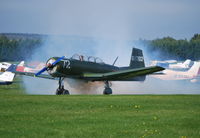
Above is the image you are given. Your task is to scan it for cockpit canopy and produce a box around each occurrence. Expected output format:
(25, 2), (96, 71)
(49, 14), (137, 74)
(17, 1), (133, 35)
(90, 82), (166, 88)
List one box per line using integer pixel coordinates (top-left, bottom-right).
(71, 54), (105, 64)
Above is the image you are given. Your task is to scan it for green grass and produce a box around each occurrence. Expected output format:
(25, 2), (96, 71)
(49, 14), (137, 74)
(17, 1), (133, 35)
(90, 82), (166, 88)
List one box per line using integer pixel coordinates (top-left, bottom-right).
(0, 77), (200, 138)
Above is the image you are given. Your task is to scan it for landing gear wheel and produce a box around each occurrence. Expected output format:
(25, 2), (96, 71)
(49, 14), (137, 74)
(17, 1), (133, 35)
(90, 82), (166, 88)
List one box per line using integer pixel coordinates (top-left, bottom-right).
(103, 87), (112, 95)
(56, 88), (63, 95)
(56, 77), (70, 95)
(56, 88), (69, 95)
(103, 81), (112, 95)
(63, 89), (69, 95)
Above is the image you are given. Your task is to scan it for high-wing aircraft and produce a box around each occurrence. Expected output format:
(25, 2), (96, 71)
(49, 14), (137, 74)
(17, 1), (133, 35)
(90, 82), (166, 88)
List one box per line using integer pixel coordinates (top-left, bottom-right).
(9, 48), (164, 95)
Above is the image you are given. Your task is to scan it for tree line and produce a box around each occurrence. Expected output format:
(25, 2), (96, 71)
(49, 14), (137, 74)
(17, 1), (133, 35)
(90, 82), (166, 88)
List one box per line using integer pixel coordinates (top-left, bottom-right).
(141, 34), (200, 60)
(0, 34), (43, 61)
(0, 33), (200, 61)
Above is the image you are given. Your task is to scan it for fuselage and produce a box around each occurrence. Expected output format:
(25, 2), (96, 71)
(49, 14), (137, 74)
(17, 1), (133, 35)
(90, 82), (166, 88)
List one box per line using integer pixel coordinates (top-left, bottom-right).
(45, 56), (146, 81)
(47, 57), (120, 78)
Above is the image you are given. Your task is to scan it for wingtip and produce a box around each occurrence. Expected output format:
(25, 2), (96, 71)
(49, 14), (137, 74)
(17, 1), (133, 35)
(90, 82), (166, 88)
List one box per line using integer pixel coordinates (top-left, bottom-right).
(160, 66), (165, 70)
(155, 66), (165, 71)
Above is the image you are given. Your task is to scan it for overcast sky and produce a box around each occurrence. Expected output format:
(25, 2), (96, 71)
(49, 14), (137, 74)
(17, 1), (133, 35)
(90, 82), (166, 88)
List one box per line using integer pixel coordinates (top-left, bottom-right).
(0, 0), (200, 40)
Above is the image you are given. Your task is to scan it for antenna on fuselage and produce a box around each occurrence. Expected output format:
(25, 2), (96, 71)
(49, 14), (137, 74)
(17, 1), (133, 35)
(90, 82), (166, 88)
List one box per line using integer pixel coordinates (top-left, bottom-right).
(112, 56), (118, 66)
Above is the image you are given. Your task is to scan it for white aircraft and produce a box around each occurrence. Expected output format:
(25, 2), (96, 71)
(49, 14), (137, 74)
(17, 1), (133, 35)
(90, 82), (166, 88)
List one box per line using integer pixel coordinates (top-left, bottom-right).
(151, 59), (193, 69)
(151, 60), (177, 65)
(169, 59), (193, 69)
(0, 71), (15, 85)
(15, 62), (43, 73)
(0, 62), (12, 72)
(152, 61), (200, 82)
(0, 61), (24, 85)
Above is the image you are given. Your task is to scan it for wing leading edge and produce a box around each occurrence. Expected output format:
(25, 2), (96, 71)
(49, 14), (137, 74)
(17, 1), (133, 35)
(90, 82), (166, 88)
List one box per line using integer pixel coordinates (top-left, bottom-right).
(15, 71), (56, 80)
(82, 66), (165, 81)
(6, 64), (57, 80)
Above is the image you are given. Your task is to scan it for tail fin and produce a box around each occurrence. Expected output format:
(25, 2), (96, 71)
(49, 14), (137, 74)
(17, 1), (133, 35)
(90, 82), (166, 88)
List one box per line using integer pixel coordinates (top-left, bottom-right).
(129, 48), (145, 68)
(183, 59), (191, 67)
(18, 61), (25, 66)
(187, 61), (200, 77)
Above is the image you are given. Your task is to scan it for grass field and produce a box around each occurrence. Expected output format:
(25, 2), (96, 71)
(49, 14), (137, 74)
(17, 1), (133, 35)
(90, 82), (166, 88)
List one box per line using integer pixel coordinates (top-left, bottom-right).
(0, 77), (200, 138)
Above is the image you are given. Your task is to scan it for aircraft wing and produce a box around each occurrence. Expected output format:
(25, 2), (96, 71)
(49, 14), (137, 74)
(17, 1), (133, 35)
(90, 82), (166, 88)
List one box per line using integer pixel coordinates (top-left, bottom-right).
(8, 63), (164, 81)
(82, 66), (165, 81)
(13, 71), (56, 80)
(6, 64), (56, 80)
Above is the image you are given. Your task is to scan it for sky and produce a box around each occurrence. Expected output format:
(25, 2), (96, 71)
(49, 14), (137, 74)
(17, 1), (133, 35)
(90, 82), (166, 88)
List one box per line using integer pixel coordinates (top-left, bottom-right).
(0, 0), (200, 40)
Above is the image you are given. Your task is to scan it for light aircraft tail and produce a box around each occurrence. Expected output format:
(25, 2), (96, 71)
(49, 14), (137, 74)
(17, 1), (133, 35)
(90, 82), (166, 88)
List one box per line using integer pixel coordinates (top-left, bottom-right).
(183, 59), (192, 68)
(18, 61), (25, 66)
(128, 48), (146, 81)
(187, 61), (200, 77)
(129, 47), (145, 68)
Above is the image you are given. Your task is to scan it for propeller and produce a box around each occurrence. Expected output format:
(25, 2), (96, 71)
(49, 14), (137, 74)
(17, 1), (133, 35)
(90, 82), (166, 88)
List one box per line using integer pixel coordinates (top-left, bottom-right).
(35, 56), (65, 76)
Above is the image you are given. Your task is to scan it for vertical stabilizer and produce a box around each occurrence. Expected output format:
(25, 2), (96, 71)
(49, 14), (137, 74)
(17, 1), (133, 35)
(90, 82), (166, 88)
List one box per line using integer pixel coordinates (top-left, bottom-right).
(18, 61), (25, 66)
(187, 61), (200, 77)
(183, 59), (191, 68)
(129, 48), (145, 68)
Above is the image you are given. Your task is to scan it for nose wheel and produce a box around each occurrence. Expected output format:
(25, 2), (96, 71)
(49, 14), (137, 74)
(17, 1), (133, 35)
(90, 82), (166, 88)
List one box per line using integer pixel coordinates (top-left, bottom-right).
(56, 77), (70, 95)
(103, 81), (112, 95)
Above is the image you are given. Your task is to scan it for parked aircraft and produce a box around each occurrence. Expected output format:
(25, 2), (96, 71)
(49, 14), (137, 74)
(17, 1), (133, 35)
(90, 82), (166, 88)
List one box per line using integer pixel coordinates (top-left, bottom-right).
(169, 59), (193, 69)
(0, 71), (15, 85)
(15, 62), (43, 73)
(152, 61), (200, 82)
(8, 48), (164, 95)
(0, 62), (11, 72)
(0, 61), (24, 85)
(151, 59), (193, 69)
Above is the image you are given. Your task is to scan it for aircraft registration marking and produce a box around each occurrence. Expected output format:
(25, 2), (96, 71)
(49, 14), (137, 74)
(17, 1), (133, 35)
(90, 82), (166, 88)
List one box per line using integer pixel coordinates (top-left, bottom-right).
(131, 56), (144, 62)
(62, 60), (71, 69)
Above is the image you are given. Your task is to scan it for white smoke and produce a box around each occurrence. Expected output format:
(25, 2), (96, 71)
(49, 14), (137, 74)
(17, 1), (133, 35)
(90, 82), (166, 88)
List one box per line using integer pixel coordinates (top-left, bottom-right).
(64, 78), (104, 94)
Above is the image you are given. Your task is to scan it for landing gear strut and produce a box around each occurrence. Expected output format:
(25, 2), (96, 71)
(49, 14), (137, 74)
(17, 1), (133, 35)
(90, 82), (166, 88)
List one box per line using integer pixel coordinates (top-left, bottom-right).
(56, 77), (69, 95)
(103, 81), (112, 95)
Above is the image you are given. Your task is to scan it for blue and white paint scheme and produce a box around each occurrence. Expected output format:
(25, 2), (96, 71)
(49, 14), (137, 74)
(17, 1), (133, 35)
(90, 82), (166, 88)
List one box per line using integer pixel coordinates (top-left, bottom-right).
(0, 62), (24, 85)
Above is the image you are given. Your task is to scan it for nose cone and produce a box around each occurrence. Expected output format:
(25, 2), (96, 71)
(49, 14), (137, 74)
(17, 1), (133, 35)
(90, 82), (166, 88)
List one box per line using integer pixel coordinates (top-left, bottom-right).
(46, 58), (55, 68)
(46, 58), (55, 66)
(46, 58), (57, 75)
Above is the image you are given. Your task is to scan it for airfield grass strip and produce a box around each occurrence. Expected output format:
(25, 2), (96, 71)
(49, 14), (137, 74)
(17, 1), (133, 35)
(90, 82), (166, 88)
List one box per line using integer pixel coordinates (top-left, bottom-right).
(0, 94), (200, 138)
(0, 77), (200, 137)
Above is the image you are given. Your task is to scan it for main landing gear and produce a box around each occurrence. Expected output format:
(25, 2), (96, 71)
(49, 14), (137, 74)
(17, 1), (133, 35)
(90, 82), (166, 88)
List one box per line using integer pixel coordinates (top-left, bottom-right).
(56, 77), (69, 95)
(103, 81), (112, 95)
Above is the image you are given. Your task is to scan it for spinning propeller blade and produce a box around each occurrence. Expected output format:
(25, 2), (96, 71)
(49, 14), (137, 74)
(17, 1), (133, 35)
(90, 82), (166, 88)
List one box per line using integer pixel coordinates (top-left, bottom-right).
(52, 56), (65, 66)
(35, 56), (65, 76)
(35, 67), (48, 76)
